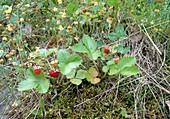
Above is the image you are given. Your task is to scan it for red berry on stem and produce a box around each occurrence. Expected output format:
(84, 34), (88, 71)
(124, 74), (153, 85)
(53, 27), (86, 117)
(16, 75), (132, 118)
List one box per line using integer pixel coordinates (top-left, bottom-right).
(104, 47), (110, 54)
(33, 65), (41, 75)
(49, 69), (60, 78)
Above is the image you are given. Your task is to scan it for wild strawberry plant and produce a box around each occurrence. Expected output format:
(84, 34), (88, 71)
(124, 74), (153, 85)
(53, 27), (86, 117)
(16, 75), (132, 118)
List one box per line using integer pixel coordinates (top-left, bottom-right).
(102, 57), (139, 76)
(18, 68), (50, 93)
(18, 24), (140, 93)
(57, 49), (82, 75)
(108, 25), (126, 41)
(71, 35), (101, 60)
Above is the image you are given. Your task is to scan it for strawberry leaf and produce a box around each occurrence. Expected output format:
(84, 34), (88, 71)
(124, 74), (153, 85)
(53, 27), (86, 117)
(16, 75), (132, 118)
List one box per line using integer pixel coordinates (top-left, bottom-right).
(109, 64), (119, 75)
(66, 69), (76, 78)
(82, 35), (97, 53)
(85, 67), (100, 84)
(58, 50), (82, 75)
(108, 25), (126, 41)
(18, 68), (50, 93)
(120, 66), (139, 76)
(91, 50), (101, 60)
(18, 80), (38, 91)
(70, 78), (82, 85)
(117, 57), (136, 70)
(108, 32), (118, 41)
(57, 49), (70, 63)
(36, 79), (50, 93)
(76, 70), (86, 79)
(102, 65), (110, 73)
(72, 43), (89, 53)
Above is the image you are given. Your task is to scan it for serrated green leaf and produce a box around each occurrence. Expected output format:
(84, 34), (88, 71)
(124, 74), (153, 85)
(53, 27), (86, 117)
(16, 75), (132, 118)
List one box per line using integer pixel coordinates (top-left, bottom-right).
(102, 66), (109, 73)
(36, 79), (49, 93)
(106, 60), (115, 66)
(18, 80), (38, 91)
(57, 49), (70, 63)
(109, 25), (126, 41)
(18, 68), (50, 93)
(85, 72), (93, 82)
(92, 50), (101, 60)
(116, 25), (126, 40)
(116, 25), (124, 33)
(118, 44), (130, 54)
(58, 63), (72, 75)
(109, 64), (119, 75)
(72, 43), (89, 53)
(108, 32), (118, 41)
(66, 69), (76, 78)
(120, 66), (139, 76)
(70, 78), (82, 85)
(26, 68), (44, 81)
(118, 57), (136, 70)
(58, 50), (82, 75)
(119, 32), (126, 40)
(82, 35), (97, 53)
(118, 44), (124, 54)
(66, 54), (82, 68)
(76, 70), (86, 79)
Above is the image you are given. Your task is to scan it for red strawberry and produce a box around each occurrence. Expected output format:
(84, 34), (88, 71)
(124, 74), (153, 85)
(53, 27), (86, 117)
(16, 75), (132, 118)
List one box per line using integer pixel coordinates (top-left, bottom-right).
(82, 7), (86, 13)
(104, 47), (110, 54)
(49, 69), (60, 78)
(33, 65), (41, 75)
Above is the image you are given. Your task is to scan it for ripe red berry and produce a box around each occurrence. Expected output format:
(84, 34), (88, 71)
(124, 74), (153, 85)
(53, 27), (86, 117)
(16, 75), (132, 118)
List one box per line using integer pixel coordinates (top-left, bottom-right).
(33, 65), (41, 75)
(82, 7), (86, 13)
(104, 47), (110, 54)
(49, 69), (60, 78)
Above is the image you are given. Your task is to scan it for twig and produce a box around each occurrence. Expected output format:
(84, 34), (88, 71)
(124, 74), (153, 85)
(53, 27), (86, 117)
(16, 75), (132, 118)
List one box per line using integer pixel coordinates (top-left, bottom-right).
(136, 64), (170, 94)
(142, 24), (162, 55)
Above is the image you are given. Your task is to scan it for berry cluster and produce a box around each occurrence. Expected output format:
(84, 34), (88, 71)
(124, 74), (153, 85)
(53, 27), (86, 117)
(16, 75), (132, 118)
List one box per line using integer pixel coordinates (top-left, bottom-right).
(33, 65), (60, 78)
